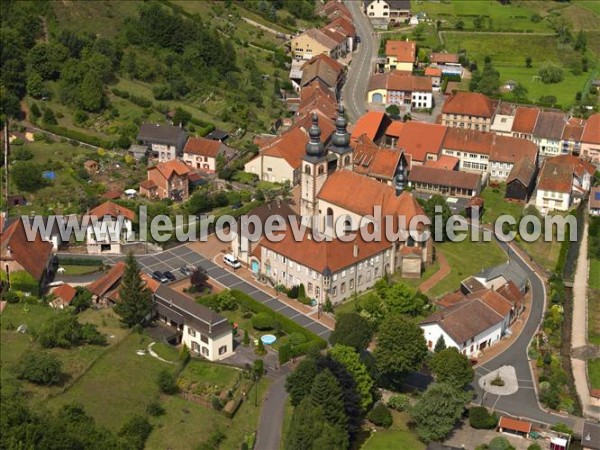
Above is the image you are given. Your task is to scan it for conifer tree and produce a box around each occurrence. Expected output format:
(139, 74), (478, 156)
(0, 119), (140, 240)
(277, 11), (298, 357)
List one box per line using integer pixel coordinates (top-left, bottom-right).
(114, 252), (153, 328)
(309, 369), (347, 431)
(434, 335), (447, 353)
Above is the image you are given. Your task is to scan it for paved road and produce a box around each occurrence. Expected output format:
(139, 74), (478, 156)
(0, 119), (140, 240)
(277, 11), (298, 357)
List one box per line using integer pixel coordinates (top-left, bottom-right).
(471, 238), (576, 427)
(63, 246), (331, 340)
(342, 0), (379, 122)
(255, 366), (292, 450)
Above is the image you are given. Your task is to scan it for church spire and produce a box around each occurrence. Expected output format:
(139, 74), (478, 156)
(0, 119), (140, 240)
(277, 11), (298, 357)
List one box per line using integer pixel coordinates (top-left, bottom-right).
(304, 113), (326, 160)
(329, 104), (352, 155)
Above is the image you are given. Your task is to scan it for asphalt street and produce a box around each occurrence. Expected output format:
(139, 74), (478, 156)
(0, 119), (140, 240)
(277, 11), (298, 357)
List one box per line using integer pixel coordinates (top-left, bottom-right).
(471, 238), (575, 427)
(61, 246), (331, 340)
(342, 0), (379, 122)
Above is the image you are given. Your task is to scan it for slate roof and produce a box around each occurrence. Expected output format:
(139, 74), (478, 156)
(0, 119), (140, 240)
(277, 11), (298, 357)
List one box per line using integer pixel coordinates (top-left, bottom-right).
(476, 260), (528, 292)
(582, 421), (600, 450)
(506, 157), (536, 187)
(154, 285), (230, 338)
(532, 110), (566, 140)
(137, 123), (186, 145)
(409, 165), (481, 190)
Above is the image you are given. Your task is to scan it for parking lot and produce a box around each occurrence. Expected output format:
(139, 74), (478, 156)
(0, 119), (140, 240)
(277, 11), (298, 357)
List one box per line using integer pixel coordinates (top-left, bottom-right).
(101, 244), (332, 339)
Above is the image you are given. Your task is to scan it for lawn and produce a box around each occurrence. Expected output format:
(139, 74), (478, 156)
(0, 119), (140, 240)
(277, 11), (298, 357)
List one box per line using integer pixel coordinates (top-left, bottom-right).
(145, 377), (270, 450)
(480, 185), (524, 225)
(441, 32), (595, 107)
(589, 358), (600, 391)
(590, 259), (600, 290)
(47, 332), (178, 430)
(179, 359), (240, 393)
(13, 140), (96, 164)
(59, 264), (103, 276)
(589, 288), (600, 346)
(361, 411), (424, 450)
(428, 237), (507, 298)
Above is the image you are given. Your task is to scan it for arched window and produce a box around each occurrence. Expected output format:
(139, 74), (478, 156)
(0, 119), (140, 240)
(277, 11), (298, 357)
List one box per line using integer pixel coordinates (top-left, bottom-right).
(344, 155), (350, 166)
(305, 165), (311, 175)
(318, 165), (324, 175)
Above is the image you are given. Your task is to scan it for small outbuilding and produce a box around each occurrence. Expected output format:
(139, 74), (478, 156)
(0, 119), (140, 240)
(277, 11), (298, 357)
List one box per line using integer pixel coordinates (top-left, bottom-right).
(497, 416), (531, 439)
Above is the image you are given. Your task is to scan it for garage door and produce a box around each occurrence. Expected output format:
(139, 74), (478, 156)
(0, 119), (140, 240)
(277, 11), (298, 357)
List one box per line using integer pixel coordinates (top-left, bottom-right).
(372, 93), (383, 103)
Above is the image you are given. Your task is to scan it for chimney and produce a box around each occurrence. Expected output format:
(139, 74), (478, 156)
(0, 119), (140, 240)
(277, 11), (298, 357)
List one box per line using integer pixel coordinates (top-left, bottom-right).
(353, 243), (359, 258)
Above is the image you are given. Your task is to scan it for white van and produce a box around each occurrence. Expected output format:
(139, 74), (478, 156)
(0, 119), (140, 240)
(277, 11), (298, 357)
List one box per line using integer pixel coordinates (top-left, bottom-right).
(223, 254), (242, 269)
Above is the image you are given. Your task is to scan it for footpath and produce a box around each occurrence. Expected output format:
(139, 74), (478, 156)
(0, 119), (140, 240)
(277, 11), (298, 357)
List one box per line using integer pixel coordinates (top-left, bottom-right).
(570, 220), (600, 420)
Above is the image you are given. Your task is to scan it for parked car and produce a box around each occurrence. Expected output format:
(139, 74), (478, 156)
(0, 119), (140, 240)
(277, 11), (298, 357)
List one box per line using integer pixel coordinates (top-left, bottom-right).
(223, 254), (241, 269)
(152, 271), (168, 283)
(164, 271), (176, 282)
(179, 266), (193, 276)
(356, 35), (361, 44)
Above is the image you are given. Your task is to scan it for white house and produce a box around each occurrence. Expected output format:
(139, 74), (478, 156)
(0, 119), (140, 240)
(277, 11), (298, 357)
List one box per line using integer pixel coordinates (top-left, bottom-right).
(367, 71), (433, 110)
(421, 290), (513, 357)
(534, 155), (595, 213)
(364, 0), (410, 21)
(532, 111), (567, 159)
(86, 202), (135, 254)
(154, 285), (233, 362)
(136, 123), (188, 163)
(182, 136), (235, 174)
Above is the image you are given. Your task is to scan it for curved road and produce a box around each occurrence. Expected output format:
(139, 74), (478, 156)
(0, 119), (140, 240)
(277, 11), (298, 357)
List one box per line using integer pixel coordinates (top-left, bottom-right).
(342, 0), (379, 122)
(471, 236), (576, 427)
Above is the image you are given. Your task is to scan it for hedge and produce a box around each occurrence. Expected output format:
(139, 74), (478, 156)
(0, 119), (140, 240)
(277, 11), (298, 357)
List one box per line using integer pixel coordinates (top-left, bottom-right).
(469, 406), (498, 429)
(197, 289), (326, 361)
(58, 257), (103, 266)
(9, 270), (39, 295)
(40, 124), (113, 149)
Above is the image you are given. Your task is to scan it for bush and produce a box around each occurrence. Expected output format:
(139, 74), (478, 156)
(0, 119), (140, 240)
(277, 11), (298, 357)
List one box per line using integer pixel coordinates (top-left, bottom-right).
(367, 403), (393, 428)
(488, 436), (515, 450)
(469, 406), (498, 429)
(14, 352), (64, 385)
(41, 124), (113, 148)
(387, 394), (409, 412)
(38, 312), (105, 348)
(156, 369), (178, 395)
(119, 415), (153, 450)
(538, 62), (564, 84)
(527, 444), (542, 450)
(146, 400), (165, 417)
(211, 395), (224, 411)
(289, 332), (307, 346)
(252, 312), (275, 331)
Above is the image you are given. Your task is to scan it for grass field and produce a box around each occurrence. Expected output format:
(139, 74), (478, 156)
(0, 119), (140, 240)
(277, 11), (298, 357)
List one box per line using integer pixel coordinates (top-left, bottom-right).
(428, 238), (507, 298)
(58, 264), (103, 276)
(590, 259), (600, 290)
(442, 32), (593, 107)
(48, 333), (178, 430)
(480, 185), (524, 224)
(179, 359), (240, 392)
(361, 411), (424, 450)
(589, 358), (600, 391)
(518, 238), (562, 272)
(145, 377), (270, 450)
(589, 288), (600, 346)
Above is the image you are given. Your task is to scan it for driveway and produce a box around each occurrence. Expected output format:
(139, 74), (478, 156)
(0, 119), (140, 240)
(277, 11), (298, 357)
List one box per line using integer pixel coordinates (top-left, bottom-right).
(342, 0), (379, 122)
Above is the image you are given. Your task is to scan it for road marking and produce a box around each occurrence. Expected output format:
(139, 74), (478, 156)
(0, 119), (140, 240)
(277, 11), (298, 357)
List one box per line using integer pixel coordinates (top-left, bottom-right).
(318, 329), (330, 336)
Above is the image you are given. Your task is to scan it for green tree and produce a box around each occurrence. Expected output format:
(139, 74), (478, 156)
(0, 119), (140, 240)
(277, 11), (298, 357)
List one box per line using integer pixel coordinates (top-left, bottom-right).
(429, 347), (474, 389)
(434, 335), (447, 353)
(574, 30), (587, 52)
(118, 415), (153, 450)
(367, 402), (393, 427)
(488, 436), (516, 450)
(113, 252), (153, 327)
(374, 315), (428, 383)
(78, 70), (105, 111)
(310, 369), (348, 431)
(410, 382), (472, 443)
(386, 104), (400, 117)
(329, 312), (373, 351)
(525, 56), (532, 68)
(15, 352), (64, 385)
(172, 107), (191, 126)
(286, 398), (347, 450)
(512, 83), (528, 100)
(422, 194), (452, 241)
(377, 281), (427, 317)
(538, 62), (564, 84)
(156, 369), (178, 395)
(243, 329), (250, 346)
(26, 71), (48, 99)
(329, 344), (374, 410)
(190, 266), (209, 292)
(11, 161), (44, 192)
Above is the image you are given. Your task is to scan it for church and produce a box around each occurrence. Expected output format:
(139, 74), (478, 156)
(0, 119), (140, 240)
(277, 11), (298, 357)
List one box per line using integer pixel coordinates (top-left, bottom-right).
(235, 107), (432, 305)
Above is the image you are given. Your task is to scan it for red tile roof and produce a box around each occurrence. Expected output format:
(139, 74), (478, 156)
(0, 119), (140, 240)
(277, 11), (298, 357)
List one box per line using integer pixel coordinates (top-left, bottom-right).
(582, 113), (600, 144)
(430, 52), (459, 64)
(424, 155), (459, 170)
(498, 417), (532, 434)
(52, 283), (77, 305)
(496, 281), (523, 308)
(538, 155), (596, 195)
(368, 71), (432, 92)
(467, 289), (513, 317)
(437, 290), (465, 308)
(87, 262), (126, 298)
(300, 80), (338, 119)
(354, 144), (403, 180)
(385, 40), (417, 63)
(301, 54), (344, 88)
(320, 0), (352, 20)
(151, 160), (191, 180)
(351, 111), (391, 142)
(385, 121), (405, 138)
(512, 107), (540, 134)
(408, 165), (481, 190)
(318, 170), (425, 221)
(0, 219), (53, 280)
(396, 121), (447, 162)
(140, 179), (157, 190)
(327, 15), (355, 37)
(183, 137), (222, 158)
(562, 117), (586, 142)
(424, 67), (442, 77)
(102, 189), (123, 200)
(442, 92), (494, 118)
(88, 201), (136, 222)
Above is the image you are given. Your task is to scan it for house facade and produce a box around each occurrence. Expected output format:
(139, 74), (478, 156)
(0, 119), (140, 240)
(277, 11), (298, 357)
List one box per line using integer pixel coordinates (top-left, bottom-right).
(367, 71), (432, 109)
(291, 28), (346, 60)
(155, 285), (233, 362)
(182, 137), (234, 174)
(140, 160), (191, 201)
(364, 0), (410, 21)
(86, 202), (135, 254)
(408, 165), (482, 198)
(383, 39), (416, 72)
(136, 123), (188, 163)
(532, 111), (567, 159)
(441, 92), (495, 132)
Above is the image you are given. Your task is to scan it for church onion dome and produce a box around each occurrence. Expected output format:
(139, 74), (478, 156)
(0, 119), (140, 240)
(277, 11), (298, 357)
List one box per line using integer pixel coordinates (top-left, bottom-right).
(332, 104), (350, 148)
(305, 112), (325, 157)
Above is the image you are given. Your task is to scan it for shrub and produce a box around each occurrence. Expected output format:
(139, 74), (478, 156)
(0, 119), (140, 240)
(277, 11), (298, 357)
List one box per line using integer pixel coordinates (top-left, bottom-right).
(156, 369), (178, 395)
(550, 422), (573, 436)
(490, 375), (505, 386)
(488, 436), (515, 450)
(387, 394), (409, 412)
(252, 312), (275, 331)
(119, 415), (153, 450)
(211, 395), (224, 411)
(527, 444), (542, 450)
(538, 62), (564, 84)
(146, 400), (165, 417)
(289, 332), (307, 346)
(14, 352), (64, 385)
(469, 406), (498, 429)
(279, 342), (292, 364)
(367, 403), (393, 428)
